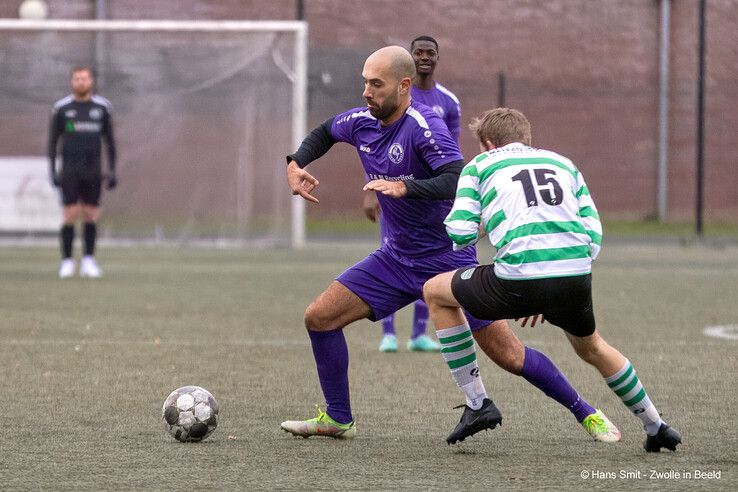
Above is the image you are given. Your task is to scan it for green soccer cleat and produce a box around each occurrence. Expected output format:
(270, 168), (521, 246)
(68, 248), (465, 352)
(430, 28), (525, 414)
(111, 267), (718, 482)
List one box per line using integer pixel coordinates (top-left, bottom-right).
(582, 409), (621, 442)
(407, 334), (441, 352)
(379, 334), (398, 352)
(281, 406), (356, 439)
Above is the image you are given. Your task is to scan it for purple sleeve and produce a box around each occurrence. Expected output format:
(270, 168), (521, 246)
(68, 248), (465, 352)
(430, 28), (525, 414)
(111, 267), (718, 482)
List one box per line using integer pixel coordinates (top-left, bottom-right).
(446, 101), (461, 144)
(329, 107), (366, 146)
(416, 113), (464, 171)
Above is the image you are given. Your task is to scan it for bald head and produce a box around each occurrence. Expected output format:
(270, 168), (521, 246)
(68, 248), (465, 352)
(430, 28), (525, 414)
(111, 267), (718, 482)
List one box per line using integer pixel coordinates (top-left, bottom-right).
(365, 45), (416, 81)
(362, 46), (415, 125)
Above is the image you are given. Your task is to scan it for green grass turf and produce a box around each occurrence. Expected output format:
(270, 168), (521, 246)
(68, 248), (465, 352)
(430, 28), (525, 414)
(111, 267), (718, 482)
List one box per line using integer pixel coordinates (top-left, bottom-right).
(0, 242), (736, 490)
(305, 217), (738, 240)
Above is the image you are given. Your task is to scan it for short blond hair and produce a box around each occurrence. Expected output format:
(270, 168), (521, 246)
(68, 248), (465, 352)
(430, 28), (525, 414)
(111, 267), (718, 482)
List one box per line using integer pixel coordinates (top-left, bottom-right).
(469, 108), (531, 147)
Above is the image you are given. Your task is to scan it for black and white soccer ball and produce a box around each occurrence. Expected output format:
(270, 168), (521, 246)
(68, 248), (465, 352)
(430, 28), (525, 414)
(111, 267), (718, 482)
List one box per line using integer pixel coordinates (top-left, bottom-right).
(162, 386), (219, 442)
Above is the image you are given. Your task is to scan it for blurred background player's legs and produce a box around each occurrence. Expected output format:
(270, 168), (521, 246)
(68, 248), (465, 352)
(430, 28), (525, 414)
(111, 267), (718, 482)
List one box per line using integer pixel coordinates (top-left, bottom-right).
(58, 203), (79, 278)
(58, 174), (103, 278)
(379, 300), (441, 352)
(379, 300), (440, 352)
(79, 203), (102, 278)
(405, 299), (439, 351)
(379, 312), (397, 351)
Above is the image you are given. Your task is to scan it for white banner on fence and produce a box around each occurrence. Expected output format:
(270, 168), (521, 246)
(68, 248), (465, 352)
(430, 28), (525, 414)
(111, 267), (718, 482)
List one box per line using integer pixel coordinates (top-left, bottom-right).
(0, 156), (59, 232)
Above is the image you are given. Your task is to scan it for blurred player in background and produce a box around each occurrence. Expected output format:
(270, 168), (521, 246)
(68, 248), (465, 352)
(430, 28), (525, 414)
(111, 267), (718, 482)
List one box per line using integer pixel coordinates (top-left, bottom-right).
(49, 67), (117, 279)
(409, 35), (461, 142)
(281, 46), (619, 445)
(365, 35), (460, 353)
(424, 107), (681, 452)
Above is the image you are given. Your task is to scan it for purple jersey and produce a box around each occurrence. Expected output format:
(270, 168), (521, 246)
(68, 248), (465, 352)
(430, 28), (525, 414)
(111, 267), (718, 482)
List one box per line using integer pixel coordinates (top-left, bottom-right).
(411, 82), (461, 143)
(331, 101), (471, 261)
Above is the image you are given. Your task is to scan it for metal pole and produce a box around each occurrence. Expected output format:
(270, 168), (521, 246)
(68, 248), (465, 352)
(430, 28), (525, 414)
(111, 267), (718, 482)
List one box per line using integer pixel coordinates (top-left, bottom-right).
(296, 0), (304, 20)
(657, 0), (670, 222)
(695, 0), (706, 237)
(291, 23), (308, 248)
(94, 0), (107, 88)
(497, 71), (506, 107)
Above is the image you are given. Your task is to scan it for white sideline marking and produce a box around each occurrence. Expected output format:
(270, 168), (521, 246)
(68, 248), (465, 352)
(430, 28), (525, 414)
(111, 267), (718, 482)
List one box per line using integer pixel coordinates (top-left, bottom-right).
(703, 325), (738, 340)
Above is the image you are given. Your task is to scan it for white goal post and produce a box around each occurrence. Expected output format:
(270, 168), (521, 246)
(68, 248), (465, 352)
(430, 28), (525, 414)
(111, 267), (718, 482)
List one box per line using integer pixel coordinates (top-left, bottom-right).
(0, 19), (307, 248)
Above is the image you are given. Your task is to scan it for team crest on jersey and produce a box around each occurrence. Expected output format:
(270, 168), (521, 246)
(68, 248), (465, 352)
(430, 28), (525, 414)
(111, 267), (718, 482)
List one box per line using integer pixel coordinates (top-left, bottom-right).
(432, 105), (445, 118)
(89, 108), (103, 120)
(460, 267), (475, 280)
(64, 109), (77, 118)
(388, 143), (404, 164)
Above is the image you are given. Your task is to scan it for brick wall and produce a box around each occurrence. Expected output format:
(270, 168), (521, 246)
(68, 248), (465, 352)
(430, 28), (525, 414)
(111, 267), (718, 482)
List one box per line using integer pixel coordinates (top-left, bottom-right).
(4, 0), (736, 221)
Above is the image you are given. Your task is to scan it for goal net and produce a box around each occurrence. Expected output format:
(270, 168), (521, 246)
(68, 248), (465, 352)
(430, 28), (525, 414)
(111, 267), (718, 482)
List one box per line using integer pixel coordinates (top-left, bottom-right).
(0, 19), (306, 247)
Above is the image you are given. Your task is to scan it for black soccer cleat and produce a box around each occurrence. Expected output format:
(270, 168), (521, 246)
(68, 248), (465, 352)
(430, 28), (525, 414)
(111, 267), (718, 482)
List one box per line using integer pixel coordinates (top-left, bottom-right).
(643, 423), (682, 452)
(446, 398), (502, 444)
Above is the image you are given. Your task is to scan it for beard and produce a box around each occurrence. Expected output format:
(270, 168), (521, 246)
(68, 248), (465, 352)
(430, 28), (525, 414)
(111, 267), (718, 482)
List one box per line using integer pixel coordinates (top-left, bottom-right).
(73, 86), (92, 99)
(367, 91), (400, 121)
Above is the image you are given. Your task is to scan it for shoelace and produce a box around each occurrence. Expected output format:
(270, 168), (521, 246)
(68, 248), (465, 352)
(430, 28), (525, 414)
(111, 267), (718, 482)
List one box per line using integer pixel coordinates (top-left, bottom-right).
(586, 414), (607, 432)
(311, 404), (327, 421)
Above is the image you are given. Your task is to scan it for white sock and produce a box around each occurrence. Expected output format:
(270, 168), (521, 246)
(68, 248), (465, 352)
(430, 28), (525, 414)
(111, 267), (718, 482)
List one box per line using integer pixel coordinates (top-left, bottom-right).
(605, 360), (664, 435)
(437, 323), (488, 410)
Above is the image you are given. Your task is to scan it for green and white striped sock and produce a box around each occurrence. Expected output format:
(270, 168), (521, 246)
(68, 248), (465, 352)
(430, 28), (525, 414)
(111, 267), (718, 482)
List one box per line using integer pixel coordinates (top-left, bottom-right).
(437, 323), (487, 410)
(605, 359), (663, 435)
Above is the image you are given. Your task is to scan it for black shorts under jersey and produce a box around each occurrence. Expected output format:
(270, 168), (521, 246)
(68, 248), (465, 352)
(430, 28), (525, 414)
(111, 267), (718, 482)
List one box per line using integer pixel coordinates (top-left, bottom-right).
(61, 173), (102, 206)
(451, 265), (596, 337)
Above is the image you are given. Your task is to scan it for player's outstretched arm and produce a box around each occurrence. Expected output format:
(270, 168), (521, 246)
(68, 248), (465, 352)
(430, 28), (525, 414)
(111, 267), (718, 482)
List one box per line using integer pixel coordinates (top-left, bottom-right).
(405, 160), (464, 200)
(367, 160), (464, 200)
(445, 162), (482, 249)
(284, 117), (336, 204)
(363, 179), (406, 198)
(48, 109), (62, 187)
(574, 170), (602, 260)
(103, 108), (117, 190)
(287, 161), (320, 203)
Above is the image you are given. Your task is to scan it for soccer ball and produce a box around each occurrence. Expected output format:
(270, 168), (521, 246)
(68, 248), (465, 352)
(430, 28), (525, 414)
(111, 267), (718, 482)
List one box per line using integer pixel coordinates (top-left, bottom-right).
(19, 0), (49, 19)
(162, 386), (219, 442)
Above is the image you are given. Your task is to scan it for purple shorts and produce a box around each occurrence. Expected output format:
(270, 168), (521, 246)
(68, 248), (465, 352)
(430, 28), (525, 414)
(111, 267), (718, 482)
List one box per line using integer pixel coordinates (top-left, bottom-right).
(336, 247), (494, 331)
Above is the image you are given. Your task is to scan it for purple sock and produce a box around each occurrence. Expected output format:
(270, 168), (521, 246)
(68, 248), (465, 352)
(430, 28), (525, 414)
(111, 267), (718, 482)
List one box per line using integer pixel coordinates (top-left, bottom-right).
(307, 328), (352, 424)
(381, 313), (395, 336)
(521, 346), (595, 423)
(410, 300), (429, 339)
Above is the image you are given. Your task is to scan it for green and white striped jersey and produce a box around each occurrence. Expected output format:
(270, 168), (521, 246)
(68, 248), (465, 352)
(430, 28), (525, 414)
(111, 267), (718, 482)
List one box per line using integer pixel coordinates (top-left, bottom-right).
(445, 142), (602, 280)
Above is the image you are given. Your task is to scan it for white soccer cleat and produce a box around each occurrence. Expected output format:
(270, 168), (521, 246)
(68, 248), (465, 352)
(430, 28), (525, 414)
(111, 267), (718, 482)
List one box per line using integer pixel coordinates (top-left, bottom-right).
(58, 258), (76, 279)
(281, 406), (356, 439)
(582, 409), (621, 442)
(80, 255), (102, 278)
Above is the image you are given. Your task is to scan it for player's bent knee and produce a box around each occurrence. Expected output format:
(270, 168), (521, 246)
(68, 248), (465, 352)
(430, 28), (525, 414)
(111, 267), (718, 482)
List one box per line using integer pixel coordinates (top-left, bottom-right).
(303, 302), (336, 331)
(499, 349), (524, 374)
(422, 277), (442, 306)
(475, 329), (524, 374)
(570, 337), (603, 365)
(487, 347), (521, 373)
